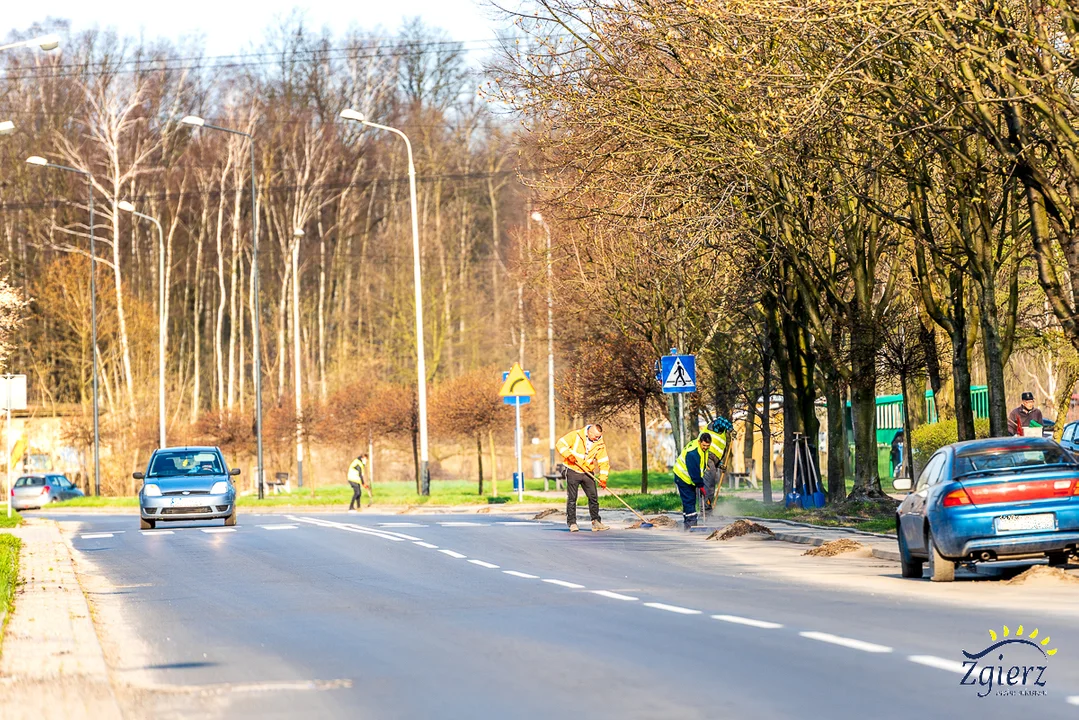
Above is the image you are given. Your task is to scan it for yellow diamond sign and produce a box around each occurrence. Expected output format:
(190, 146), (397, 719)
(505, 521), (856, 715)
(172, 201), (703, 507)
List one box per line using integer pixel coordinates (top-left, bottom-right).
(499, 362), (536, 398)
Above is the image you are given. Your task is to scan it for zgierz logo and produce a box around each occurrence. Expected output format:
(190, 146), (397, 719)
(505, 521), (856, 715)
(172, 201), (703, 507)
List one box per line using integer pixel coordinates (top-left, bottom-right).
(961, 625), (1057, 698)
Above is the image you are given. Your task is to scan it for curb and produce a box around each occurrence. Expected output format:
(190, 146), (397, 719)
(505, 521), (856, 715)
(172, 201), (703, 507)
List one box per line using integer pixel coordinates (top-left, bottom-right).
(769, 530), (900, 563)
(740, 515), (895, 540)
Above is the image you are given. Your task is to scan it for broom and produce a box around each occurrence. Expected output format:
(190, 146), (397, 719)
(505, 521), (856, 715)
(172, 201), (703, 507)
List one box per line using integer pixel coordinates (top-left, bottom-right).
(576, 466), (654, 528)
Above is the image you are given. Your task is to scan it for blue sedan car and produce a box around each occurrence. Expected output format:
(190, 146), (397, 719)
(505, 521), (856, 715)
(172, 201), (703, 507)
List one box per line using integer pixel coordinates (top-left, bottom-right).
(895, 437), (1079, 581)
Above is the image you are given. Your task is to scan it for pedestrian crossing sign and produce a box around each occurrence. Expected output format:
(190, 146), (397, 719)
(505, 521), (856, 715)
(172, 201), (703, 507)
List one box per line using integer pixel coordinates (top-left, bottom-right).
(499, 362), (536, 398)
(660, 354), (696, 393)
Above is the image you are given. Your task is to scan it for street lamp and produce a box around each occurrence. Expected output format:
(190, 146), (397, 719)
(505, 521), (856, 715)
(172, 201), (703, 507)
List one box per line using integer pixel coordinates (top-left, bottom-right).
(118, 200), (166, 449)
(291, 227), (304, 488)
(27, 155), (100, 496)
(340, 108), (431, 494)
(530, 211), (558, 480)
(0, 34), (61, 53)
(181, 114), (266, 498)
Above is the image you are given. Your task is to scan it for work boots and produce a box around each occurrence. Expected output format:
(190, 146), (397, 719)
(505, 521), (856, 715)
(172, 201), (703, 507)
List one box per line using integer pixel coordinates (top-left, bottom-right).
(592, 520), (609, 532)
(568, 523), (580, 532)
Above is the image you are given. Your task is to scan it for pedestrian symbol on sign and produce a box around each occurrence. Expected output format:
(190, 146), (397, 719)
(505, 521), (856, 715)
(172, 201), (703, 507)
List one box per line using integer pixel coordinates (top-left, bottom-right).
(661, 355), (696, 392)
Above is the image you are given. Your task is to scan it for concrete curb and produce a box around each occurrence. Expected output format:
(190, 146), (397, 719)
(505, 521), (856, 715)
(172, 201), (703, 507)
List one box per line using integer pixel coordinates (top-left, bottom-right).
(769, 530), (901, 563)
(740, 515), (895, 540)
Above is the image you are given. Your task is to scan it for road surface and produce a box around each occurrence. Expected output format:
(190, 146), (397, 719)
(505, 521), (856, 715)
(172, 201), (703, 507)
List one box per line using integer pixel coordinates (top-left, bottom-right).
(51, 512), (1079, 719)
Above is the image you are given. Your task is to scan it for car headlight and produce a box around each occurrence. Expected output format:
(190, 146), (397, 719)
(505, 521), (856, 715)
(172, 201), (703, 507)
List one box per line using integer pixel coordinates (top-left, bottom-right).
(143, 483), (162, 497)
(210, 481), (230, 495)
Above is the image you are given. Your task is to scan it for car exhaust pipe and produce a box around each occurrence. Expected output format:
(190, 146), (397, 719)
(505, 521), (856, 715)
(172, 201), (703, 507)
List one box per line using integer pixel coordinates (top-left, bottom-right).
(979, 551), (995, 561)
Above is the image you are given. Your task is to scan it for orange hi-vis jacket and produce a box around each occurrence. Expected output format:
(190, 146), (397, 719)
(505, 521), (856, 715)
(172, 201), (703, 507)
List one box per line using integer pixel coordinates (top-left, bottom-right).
(556, 426), (610, 480)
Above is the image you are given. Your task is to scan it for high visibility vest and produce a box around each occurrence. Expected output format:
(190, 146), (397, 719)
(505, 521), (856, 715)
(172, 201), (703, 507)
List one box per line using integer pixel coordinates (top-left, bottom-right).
(673, 440), (707, 485)
(348, 458), (367, 482)
(556, 427), (610, 479)
(698, 429), (729, 464)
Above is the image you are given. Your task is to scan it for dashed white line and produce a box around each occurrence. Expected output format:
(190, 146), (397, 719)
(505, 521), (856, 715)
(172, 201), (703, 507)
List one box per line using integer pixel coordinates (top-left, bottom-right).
(438, 522), (482, 527)
(799, 632), (892, 653)
(503, 570), (539, 579)
(643, 603), (701, 615)
(1066, 696), (1079, 706)
(258, 524), (298, 530)
(377, 522), (428, 528)
(542, 579), (586, 589)
(414, 541), (439, 549)
(468, 560), (500, 569)
(81, 533), (114, 539)
(908, 655), (967, 674)
(200, 528), (237, 534)
(496, 522), (536, 526)
(591, 590), (638, 601)
(140, 530), (174, 536)
(712, 615), (783, 629)
(438, 549), (467, 559)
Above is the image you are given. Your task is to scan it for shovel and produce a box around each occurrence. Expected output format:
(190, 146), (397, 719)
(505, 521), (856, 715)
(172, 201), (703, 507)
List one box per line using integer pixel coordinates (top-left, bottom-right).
(578, 467), (654, 528)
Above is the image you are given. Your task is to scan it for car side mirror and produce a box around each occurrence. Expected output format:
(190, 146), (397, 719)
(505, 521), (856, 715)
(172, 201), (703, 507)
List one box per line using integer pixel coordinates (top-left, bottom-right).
(892, 477), (912, 492)
(230, 468), (241, 476)
(132, 471), (145, 480)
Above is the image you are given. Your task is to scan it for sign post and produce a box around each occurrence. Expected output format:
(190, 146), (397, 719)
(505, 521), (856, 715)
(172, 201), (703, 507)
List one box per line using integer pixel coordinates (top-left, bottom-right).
(499, 363), (537, 502)
(0, 375), (27, 519)
(659, 349), (697, 452)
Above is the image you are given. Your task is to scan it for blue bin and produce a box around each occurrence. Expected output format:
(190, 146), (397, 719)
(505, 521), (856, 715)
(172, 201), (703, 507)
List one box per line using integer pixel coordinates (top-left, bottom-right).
(513, 472), (523, 491)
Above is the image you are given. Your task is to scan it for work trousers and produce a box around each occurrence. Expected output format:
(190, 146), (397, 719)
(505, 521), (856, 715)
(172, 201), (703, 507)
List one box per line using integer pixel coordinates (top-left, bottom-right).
(349, 481), (364, 510)
(565, 468), (601, 526)
(677, 480), (701, 529)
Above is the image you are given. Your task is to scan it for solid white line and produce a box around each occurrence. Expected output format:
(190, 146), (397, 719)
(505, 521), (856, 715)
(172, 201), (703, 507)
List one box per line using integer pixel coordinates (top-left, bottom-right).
(378, 523), (428, 528)
(468, 559), (500, 569)
(351, 526), (423, 541)
(800, 632), (892, 653)
(1066, 696), (1079, 706)
(712, 615), (783, 629)
(643, 603), (702, 615)
(258, 524), (298, 530)
(413, 541), (439, 549)
(591, 590), (638, 601)
(295, 517), (405, 541)
(438, 549), (467, 559)
(503, 570), (539, 579)
(496, 522), (536, 526)
(438, 521), (482, 527)
(542, 579), (586, 589)
(140, 530), (174, 536)
(201, 528), (237, 534)
(81, 533), (114, 539)
(908, 655), (967, 674)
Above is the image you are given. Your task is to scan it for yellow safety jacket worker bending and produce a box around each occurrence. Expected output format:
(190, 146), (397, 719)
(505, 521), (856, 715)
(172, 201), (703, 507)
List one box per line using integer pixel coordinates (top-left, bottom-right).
(556, 426), (610, 480)
(673, 439), (708, 486)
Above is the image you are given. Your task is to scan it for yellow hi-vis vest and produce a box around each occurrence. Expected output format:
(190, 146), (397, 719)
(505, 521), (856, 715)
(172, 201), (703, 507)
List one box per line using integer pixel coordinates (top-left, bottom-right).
(698, 429), (729, 465)
(673, 440), (707, 486)
(347, 457), (367, 482)
(556, 426), (610, 479)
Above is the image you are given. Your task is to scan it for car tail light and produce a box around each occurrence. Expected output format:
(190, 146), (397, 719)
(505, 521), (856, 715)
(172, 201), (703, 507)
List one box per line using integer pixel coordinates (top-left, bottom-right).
(42, 485), (50, 495)
(964, 479), (1076, 505)
(8, 488), (12, 497)
(943, 488), (973, 507)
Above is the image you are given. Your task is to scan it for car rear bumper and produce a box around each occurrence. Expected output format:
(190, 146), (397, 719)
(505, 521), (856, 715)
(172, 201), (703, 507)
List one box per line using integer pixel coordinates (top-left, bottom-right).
(958, 532), (1079, 559)
(141, 493), (234, 520)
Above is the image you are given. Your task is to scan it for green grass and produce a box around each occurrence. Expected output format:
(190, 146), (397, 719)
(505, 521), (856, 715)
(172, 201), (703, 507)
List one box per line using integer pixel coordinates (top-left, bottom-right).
(0, 510), (22, 529)
(0, 533), (21, 650)
(713, 497), (897, 534)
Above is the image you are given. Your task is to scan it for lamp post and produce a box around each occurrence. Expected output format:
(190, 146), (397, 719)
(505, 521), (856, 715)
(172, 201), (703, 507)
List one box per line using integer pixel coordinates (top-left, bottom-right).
(180, 115), (266, 498)
(340, 108), (431, 495)
(530, 211), (557, 478)
(118, 200), (166, 448)
(291, 228), (304, 488)
(27, 155), (100, 496)
(0, 34), (60, 53)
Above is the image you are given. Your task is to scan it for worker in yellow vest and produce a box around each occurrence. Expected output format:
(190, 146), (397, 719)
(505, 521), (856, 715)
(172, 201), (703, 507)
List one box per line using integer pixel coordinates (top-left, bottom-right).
(556, 423), (610, 532)
(699, 417), (733, 509)
(347, 454), (370, 512)
(673, 433), (712, 530)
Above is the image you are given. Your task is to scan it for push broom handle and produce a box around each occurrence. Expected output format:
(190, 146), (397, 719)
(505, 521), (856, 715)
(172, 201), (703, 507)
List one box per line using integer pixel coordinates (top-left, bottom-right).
(575, 465), (651, 524)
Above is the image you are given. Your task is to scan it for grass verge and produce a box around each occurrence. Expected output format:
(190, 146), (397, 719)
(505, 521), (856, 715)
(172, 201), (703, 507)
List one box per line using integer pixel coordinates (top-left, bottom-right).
(0, 533), (21, 654)
(0, 510), (22, 529)
(713, 497), (897, 534)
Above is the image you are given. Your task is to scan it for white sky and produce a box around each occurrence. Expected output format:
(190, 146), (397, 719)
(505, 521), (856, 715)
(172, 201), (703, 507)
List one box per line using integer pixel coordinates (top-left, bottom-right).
(7, 1), (510, 57)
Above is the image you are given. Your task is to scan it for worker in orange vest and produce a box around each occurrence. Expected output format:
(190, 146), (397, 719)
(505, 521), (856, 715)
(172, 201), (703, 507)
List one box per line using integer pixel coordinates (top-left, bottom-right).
(556, 423), (611, 532)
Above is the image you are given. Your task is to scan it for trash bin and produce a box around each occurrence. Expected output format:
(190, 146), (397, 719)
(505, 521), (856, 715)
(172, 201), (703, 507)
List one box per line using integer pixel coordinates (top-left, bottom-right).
(513, 472), (524, 492)
(531, 458), (544, 479)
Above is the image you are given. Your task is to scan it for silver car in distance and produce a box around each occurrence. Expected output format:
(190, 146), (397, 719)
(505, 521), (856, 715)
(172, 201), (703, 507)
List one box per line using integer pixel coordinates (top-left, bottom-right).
(135, 447), (239, 529)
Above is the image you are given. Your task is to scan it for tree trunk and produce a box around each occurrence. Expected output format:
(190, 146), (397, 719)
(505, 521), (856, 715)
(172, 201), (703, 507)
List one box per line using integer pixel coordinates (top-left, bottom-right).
(489, 427), (498, 497)
(477, 433), (484, 495)
(950, 271), (976, 440)
(638, 395), (649, 493)
(742, 397), (756, 486)
(824, 372), (846, 502)
(979, 289), (1008, 437)
(412, 425), (421, 494)
(317, 216), (328, 404)
(761, 353), (773, 504)
(292, 240), (304, 488)
(848, 321), (884, 500)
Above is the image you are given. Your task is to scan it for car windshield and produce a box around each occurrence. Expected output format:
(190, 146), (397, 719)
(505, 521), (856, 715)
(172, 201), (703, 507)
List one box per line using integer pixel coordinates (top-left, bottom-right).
(14, 476), (45, 487)
(148, 451), (224, 477)
(954, 445), (1076, 477)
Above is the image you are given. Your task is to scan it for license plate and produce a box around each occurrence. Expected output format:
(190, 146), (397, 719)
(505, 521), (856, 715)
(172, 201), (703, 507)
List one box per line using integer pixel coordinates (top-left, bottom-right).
(995, 513), (1056, 533)
(170, 496), (206, 507)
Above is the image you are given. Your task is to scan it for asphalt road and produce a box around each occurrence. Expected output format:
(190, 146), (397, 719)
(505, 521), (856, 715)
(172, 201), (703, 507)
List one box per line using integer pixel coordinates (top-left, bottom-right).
(52, 511), (1079, 719)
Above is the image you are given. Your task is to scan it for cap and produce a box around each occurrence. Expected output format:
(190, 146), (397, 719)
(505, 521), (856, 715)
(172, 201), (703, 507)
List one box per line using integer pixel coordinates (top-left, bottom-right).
(1021, 391), (1035, 401)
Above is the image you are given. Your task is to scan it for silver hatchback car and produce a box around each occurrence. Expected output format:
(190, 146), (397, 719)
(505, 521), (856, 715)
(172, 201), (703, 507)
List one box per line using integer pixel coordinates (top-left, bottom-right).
(11, 473), (84, 510)
(135, 447), (239, 529)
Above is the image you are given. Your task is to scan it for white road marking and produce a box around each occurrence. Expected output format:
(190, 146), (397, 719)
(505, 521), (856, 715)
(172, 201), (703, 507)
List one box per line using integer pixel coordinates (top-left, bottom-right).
(503, 570), (539, 579)
(591, 590), (638, 601)
(294, 517), (405, 541)
(907, 655), (967, 674)
(438, 549), (467, 559)
(799, 632), (892, 653)
(140, 530), (174, 536)
(378, 523), (428, 528)
(81, 533), (114, 539)
(542, 579), (586, 589)
(712, 615), (783, 629)
(468, 560), (500, 569)
(201, 528), (237, 534)
(496, 522), (536, 526)
(414, 541), (439, 549)
(1066, 696), (1079, 706)
(258, 524), (298, 530)
(438, 522), (482, 527)
(643, 603), (701, 615)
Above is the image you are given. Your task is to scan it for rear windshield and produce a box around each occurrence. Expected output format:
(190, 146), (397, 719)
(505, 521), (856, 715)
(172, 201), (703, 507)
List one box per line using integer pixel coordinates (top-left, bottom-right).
(148, 451), (224, 477)
(14, 476), (46, 487)
(955, 445), (1076, 477)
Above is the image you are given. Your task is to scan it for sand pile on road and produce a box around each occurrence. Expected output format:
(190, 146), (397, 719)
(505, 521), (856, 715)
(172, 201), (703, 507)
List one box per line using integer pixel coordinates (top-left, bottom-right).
(626, 515), (678, 529)
(533, 508), (565, 520)
(707, 520), (775, 541)
(1006, 565), (1079, 586)
(803, 539), (867, 557)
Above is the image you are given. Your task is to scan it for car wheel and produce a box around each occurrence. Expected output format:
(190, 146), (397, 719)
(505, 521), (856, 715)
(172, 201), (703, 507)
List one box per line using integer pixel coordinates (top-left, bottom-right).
(224, 510), (237, 527)
(1047, 551), (1070, 567)
(926, 528), (955, 582)
(897, 523), (924, 579)
(140, 517), (155, 530)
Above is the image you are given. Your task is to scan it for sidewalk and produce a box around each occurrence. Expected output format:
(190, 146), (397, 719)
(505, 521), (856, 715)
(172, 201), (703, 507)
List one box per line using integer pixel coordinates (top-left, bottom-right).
(0, 520), (122, 720)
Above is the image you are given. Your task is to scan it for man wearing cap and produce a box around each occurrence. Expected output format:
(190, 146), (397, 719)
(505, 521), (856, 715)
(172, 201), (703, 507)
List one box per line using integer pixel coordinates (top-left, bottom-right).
(1008, 392), (1044, 436)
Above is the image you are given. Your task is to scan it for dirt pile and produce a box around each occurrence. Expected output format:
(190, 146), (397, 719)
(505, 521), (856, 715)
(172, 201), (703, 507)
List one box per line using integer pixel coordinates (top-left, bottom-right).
(533, 508), (565, 520)
(1006, 565), (1079, 586)
(803, 539), (865, 557)
(626, 515), (678, 529)
(707, 520), (775, 541)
